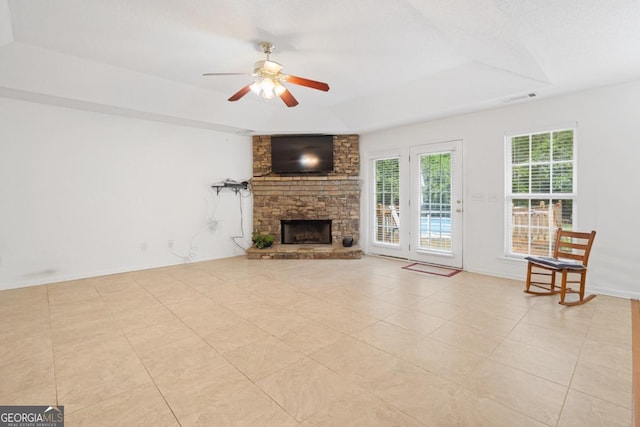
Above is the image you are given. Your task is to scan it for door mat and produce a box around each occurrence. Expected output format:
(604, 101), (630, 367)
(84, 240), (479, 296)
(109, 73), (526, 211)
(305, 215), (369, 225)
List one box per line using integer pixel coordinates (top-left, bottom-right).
(402, 262), (462, 277)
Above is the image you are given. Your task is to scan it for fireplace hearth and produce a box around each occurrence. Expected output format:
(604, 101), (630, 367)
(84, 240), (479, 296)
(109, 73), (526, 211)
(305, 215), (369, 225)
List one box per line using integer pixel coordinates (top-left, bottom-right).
(281, 219), (332, 244)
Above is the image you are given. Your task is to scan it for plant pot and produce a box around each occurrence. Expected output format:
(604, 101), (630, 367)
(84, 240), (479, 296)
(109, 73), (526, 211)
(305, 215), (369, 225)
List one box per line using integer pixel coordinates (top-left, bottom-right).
(252, 231), (275, 249)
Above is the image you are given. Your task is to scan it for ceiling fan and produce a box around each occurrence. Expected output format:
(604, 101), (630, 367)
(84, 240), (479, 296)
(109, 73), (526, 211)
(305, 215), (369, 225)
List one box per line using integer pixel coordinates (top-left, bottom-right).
(203, 42), (330, 107)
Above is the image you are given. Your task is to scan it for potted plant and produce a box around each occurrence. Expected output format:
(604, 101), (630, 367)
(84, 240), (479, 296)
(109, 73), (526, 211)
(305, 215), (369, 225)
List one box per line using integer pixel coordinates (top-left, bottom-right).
(251, 231), (275, 249)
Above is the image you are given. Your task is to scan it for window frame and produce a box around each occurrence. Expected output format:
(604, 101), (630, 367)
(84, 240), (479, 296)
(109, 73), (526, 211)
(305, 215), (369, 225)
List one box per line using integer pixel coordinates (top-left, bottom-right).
(504, 125), (578, 258)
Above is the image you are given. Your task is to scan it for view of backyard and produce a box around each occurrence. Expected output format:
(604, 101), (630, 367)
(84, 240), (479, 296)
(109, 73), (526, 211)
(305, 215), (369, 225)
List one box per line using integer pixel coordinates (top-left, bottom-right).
(375, 153), (453, 251)
(508, 129), (576, 256)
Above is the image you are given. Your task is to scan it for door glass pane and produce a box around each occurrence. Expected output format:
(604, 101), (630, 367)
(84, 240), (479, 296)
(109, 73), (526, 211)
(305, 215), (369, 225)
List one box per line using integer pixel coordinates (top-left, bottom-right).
(374, 158), (400, 244)
(418, 153), (451, 252)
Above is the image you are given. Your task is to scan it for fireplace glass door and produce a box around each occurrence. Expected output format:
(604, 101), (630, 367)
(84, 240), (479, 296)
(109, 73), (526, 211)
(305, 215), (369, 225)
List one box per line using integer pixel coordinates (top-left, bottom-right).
(281, 220), (332, 244)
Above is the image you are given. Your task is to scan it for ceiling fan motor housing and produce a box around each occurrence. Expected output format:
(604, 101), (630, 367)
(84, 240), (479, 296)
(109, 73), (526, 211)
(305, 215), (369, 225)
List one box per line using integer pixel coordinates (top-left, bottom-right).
(253, 60), (283, 78)
(260, 41), (275, 55)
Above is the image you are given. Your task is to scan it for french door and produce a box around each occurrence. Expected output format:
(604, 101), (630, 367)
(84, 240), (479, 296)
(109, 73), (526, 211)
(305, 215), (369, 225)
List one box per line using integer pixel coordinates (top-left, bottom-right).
(369, 141), (463, 268)
(409, 141), (463, 268)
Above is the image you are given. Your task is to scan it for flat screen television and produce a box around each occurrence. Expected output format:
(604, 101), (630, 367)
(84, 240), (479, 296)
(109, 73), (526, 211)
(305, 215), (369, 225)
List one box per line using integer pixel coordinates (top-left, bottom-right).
(271, 134), (334, 174)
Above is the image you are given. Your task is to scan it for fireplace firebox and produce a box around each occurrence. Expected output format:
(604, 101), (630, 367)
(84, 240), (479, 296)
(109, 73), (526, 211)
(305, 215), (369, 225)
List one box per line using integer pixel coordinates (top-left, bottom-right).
(281, 220), (332, 244)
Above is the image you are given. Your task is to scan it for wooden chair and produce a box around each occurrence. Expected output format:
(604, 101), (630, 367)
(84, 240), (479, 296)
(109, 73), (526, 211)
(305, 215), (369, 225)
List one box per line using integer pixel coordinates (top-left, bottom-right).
(524, 228), (597, 306)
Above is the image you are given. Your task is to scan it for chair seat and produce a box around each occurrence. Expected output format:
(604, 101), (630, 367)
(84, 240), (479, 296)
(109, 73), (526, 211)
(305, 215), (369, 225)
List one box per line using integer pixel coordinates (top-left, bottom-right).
(525, 256), (585, 270)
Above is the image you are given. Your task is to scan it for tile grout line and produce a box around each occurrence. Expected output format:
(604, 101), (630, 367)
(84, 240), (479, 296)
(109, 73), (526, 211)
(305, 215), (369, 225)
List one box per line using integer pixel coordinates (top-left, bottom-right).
(631, 299), (640, 427)
(45, 284), (60, 409)
(552, 303), (593, 427)
(137, 273), (306, 424)
(95, 278), (184, 426)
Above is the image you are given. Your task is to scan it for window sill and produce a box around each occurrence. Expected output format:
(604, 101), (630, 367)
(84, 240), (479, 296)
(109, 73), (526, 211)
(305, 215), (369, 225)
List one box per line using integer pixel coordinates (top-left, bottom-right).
(499, 255), (527, 263)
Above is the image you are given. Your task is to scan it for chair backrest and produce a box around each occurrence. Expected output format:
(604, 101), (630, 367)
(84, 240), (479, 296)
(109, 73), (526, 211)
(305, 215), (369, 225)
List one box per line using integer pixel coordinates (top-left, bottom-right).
(553, 228), (597, 266)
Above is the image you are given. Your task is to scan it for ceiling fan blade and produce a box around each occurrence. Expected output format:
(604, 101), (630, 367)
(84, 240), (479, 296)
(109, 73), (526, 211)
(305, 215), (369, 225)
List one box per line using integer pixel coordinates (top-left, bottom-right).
(279, 89), (299, 107)
(228, 84), (252, 102)
(203, 72), (249, 76)
(285, 75), (330, 92)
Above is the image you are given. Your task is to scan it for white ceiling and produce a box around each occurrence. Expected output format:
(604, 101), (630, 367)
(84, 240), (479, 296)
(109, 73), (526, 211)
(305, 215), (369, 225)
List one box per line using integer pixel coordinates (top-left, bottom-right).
(1, 0), (639, 134)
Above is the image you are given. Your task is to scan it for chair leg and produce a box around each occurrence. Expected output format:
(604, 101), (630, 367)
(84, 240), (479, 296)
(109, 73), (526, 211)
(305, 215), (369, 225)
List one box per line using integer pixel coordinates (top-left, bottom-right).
(559, 270), (568, 305)
(559, 270), (597, 306)
(525, 263), (560, 296)
(579, 271), (587, 301)
(578, 271), (597, 304)
(525, 262), (533, 292)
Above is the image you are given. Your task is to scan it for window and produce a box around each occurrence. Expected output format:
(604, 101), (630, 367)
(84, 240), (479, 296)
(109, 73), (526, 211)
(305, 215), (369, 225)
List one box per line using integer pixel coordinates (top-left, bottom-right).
(374, 157), (400, 244)
(506, 128), (576, 256)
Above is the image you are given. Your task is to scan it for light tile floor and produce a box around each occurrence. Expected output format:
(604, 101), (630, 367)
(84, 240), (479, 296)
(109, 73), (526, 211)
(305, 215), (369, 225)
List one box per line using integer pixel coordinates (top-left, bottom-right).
(0, 255), (633, 426)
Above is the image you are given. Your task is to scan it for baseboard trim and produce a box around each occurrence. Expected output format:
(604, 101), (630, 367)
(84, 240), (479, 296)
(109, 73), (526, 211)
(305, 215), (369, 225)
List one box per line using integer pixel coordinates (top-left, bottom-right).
(632, 299), (640, 427)
(589, 286), (640, 300)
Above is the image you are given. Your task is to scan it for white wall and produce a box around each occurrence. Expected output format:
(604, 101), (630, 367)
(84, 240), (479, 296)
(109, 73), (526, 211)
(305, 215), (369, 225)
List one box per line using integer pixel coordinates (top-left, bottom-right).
(361, 80), (640, 299)
(0, 97), (253, 290)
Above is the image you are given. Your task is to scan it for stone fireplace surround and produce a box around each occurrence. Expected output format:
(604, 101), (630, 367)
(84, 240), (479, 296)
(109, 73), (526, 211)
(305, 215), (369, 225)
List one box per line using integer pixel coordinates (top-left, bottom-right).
(249, 134), (361, 259)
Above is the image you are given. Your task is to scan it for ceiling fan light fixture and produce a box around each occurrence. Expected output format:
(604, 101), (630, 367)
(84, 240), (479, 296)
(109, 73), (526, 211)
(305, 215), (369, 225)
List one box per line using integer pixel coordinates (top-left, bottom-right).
(274, 82), (286, 96)
(260, 78), (275, 98)
(250, 77), (280, 99)
(249, 81), (261, 95)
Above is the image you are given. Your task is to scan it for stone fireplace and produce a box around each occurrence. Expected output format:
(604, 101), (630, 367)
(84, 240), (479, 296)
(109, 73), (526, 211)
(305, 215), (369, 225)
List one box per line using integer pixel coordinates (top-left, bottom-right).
(249, 134), (361, 259)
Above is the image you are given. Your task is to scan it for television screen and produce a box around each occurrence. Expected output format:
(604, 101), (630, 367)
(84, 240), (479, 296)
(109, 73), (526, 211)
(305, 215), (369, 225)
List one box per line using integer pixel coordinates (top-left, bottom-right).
(271, 135), (334, 174)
